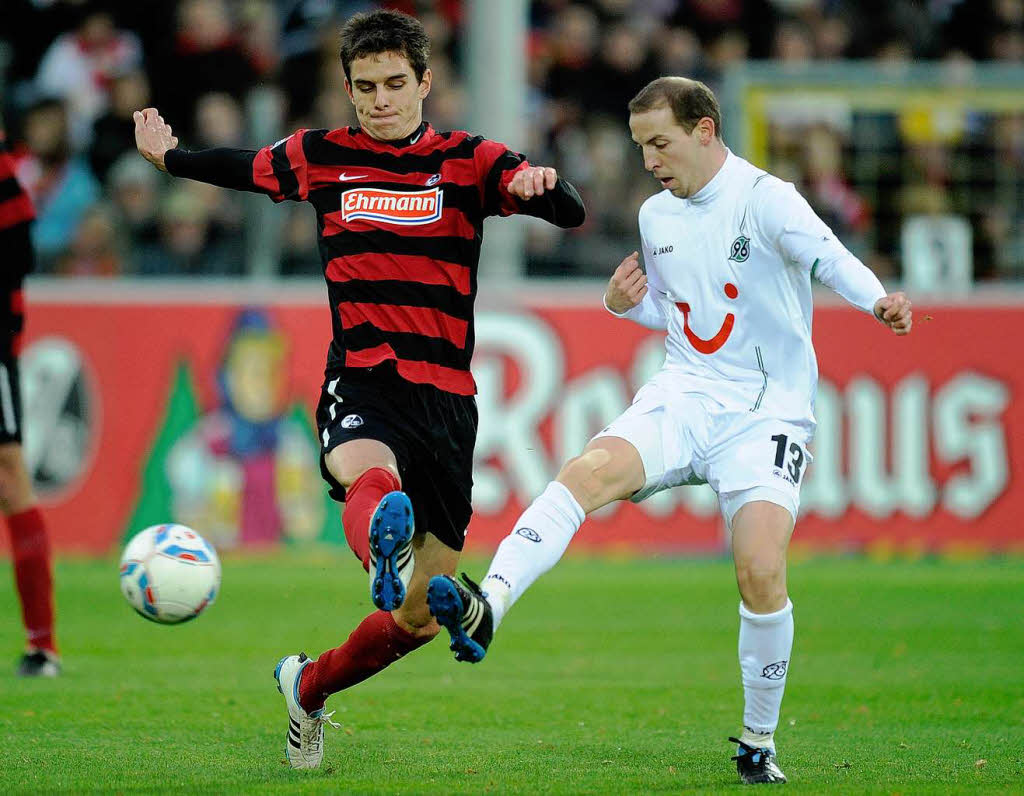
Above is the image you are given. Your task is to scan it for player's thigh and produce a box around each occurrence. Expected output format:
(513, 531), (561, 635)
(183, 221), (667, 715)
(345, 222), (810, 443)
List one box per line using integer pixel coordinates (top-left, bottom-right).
(586, 387), (705, 510)
(323, 438), (399, 488)
(557, 436), (646, 514)
(393, 531), (460, 634)
(316, 373), (408, 493)
(730, 498), (795, 572)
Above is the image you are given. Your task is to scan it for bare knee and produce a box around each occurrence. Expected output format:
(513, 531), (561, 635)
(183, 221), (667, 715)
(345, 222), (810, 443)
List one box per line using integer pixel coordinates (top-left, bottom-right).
(734, 555), (787, 613)
(557, 445), (642, 513)
(325, 440), (399, 489)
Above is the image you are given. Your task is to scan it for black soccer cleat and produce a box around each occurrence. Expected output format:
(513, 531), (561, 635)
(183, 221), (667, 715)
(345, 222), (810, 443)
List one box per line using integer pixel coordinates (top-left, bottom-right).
(427, 573), (493, 663)
(730, 737), (787, 784)
(16, 648), (61, 678)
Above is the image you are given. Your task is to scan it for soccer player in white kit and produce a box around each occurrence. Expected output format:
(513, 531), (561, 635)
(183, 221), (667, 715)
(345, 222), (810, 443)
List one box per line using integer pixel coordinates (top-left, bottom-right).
(428, 77), (913, 784)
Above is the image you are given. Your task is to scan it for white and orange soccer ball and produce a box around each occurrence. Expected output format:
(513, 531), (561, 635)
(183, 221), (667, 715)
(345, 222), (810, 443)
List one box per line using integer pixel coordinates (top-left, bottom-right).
(119, 524), (221, 624)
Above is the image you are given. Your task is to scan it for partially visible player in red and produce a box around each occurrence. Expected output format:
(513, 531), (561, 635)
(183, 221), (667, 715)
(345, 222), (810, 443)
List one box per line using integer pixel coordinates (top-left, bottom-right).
(135, 8), (584, 769)
(0, 127), (60, 677)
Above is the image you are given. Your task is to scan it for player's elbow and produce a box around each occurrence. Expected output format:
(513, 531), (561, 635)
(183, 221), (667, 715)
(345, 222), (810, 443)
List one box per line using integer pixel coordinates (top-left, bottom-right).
(560, 201), (586, 229)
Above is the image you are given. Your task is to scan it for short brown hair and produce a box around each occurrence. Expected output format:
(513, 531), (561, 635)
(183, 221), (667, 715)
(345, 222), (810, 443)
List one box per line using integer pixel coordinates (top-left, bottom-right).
(628, 77), (723, 139)
(340, 9), (430, 83)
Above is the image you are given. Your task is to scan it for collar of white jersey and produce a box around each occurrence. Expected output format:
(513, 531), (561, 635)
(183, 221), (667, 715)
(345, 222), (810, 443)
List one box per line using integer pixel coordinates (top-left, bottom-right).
(686, 147), (735, 205)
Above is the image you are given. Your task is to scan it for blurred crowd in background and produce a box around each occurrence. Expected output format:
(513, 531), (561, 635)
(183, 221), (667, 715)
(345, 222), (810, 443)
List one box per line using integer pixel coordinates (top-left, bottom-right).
(1, 0), (1022, 281)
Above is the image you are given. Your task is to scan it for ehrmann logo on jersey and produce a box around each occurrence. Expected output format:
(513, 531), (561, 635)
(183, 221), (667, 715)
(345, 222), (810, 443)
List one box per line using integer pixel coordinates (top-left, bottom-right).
(729, 235), (750, 262)
(342, 187), (443, 226)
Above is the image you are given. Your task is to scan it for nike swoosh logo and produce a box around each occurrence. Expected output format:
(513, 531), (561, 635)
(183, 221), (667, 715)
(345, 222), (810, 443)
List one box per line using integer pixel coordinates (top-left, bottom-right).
(338, 173), (368, 181)
(410, 132), (422, 145)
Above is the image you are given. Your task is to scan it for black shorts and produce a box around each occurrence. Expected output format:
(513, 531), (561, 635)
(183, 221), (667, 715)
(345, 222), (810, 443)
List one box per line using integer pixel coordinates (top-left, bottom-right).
(0, 287), (24, 444)
(316, 364), (478, 551)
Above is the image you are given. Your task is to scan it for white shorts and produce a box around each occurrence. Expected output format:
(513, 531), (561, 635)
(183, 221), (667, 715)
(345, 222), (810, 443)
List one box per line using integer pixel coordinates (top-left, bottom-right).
(593, 373), (812, 529)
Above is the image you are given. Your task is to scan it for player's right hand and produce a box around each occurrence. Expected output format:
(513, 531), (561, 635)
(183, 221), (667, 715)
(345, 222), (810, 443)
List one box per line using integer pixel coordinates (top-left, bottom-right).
(605, 251), (647, 314)
(134, 107), (178, 173)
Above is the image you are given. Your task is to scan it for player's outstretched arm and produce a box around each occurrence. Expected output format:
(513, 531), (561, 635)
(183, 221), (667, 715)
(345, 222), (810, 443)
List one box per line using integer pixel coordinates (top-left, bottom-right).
(506, 165), (586, 228)
(135, 106), (300, 199)
(873, 291), (913, 335)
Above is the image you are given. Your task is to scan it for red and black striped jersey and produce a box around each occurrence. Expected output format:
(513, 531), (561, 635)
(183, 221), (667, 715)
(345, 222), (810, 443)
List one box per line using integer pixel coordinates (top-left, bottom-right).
(0, 136), (35, 232)
(0, 133), (36, 282)
(166, 122), (584, 395)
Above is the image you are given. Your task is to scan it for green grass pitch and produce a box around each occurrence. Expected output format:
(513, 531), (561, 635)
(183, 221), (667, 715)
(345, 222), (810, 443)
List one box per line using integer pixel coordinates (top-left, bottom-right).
(2, 553), (1022, 793)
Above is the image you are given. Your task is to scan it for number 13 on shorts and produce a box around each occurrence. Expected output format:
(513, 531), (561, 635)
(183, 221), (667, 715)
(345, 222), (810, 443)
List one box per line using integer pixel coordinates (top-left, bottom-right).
(769, 433), (807, 486)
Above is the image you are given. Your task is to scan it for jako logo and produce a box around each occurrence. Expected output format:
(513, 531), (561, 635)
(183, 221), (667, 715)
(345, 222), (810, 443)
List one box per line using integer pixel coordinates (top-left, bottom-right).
(761, 660), (787, 680)
(515, 527), (542, 542)
(342, 187), (443, 226)
(340, 414), (364, 429)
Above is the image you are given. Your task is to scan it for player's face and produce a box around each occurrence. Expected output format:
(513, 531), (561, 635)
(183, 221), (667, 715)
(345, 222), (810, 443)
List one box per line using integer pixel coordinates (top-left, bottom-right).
(629, 105), (709, 198)
(345, 52), (431, 142)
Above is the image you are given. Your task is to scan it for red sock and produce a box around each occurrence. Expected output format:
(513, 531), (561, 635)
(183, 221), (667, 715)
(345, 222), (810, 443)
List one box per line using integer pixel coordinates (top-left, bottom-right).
(6, 508), (56, 654)
(342, 468), (401, 571)
(299, 610), (429, 712)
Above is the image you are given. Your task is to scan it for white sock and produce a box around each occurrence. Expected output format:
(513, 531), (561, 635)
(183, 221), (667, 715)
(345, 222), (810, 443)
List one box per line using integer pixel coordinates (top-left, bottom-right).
(481, 481), (586, 628)
(738, 599), (794, 746)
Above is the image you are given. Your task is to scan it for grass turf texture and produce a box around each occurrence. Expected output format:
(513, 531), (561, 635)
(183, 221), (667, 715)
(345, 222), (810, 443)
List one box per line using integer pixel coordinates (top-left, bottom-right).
(2, 554), (1022, 793)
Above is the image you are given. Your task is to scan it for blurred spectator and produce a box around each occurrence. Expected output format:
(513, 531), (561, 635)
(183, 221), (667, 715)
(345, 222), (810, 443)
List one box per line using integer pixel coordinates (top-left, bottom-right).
(106, 153), (162, 271)
(137, 186), (243, 276)
(157, 0), (260, 144)
(89, 69), (152, 183)
(56, 203), (123, 276)
(34, 7), (142, 149)
(14, 98), (101, 269)
(1, 0), (1022, 281)
(193, 92), (246, 149)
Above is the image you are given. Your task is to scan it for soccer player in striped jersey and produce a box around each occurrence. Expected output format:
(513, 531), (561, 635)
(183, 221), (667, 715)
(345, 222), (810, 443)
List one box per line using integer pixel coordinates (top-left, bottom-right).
(0, 130), (60, 678)
(134, 8), (585, 769)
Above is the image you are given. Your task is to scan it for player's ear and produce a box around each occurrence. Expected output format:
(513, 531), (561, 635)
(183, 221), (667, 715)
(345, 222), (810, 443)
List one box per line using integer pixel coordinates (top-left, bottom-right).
(344, 78), (355, 105)
(418, 68), (432, 100)
(699, 116), (715, 144)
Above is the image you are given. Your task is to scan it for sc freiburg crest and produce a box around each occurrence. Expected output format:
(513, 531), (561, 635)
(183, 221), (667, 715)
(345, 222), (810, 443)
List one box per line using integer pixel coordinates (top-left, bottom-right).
(729, 235), (750, 262)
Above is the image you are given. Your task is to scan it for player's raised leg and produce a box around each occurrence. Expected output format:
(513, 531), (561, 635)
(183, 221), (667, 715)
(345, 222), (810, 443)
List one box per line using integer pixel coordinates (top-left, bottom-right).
(275, 532), (454, 766)
(326, 439), (415, 611)
(727, 497), (795, 784)
(429, 436), (645, 662)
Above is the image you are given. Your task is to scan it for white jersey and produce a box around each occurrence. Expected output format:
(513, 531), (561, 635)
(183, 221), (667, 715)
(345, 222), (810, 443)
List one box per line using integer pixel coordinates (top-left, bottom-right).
(609, 150), (886, 433)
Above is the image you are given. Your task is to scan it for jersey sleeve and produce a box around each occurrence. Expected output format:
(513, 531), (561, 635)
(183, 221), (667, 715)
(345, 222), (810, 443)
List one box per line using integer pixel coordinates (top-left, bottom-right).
(0, 138), (36, 282)
(752, 179), (886, 314)
(165, 129), (316, 203)
(476, 139), (529, 218)
(251, 129), (313, 202)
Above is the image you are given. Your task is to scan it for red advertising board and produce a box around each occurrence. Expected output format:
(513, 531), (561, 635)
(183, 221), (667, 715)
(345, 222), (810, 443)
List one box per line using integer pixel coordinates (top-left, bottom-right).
(4, 282), (1022, 556)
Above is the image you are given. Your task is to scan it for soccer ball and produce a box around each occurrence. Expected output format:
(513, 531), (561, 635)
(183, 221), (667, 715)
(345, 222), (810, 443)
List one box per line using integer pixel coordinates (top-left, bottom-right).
(119, 524), (221, 624)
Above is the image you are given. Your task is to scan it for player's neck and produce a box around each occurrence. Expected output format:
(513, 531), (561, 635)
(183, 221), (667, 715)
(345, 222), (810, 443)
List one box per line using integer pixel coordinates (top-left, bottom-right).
(693, 144), (729, 194)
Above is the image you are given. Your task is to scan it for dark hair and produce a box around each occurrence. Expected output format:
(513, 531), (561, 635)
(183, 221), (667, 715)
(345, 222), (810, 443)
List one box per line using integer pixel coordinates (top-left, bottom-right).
(628, 77), (723, 139)
(339, 9), (431, 83)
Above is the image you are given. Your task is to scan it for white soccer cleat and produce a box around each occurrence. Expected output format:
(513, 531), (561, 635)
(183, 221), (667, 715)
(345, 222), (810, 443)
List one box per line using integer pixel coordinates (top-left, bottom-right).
(274, 653), (339, 769)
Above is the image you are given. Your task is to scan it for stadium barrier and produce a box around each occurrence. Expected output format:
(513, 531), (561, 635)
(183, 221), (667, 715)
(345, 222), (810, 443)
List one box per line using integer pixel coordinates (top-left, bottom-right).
(3, 280), (1021, 556)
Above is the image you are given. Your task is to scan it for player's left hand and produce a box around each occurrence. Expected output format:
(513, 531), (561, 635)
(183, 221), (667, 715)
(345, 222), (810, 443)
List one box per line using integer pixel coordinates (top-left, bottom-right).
(507, 166), (558, 200)
(873, 291), (912, 335)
